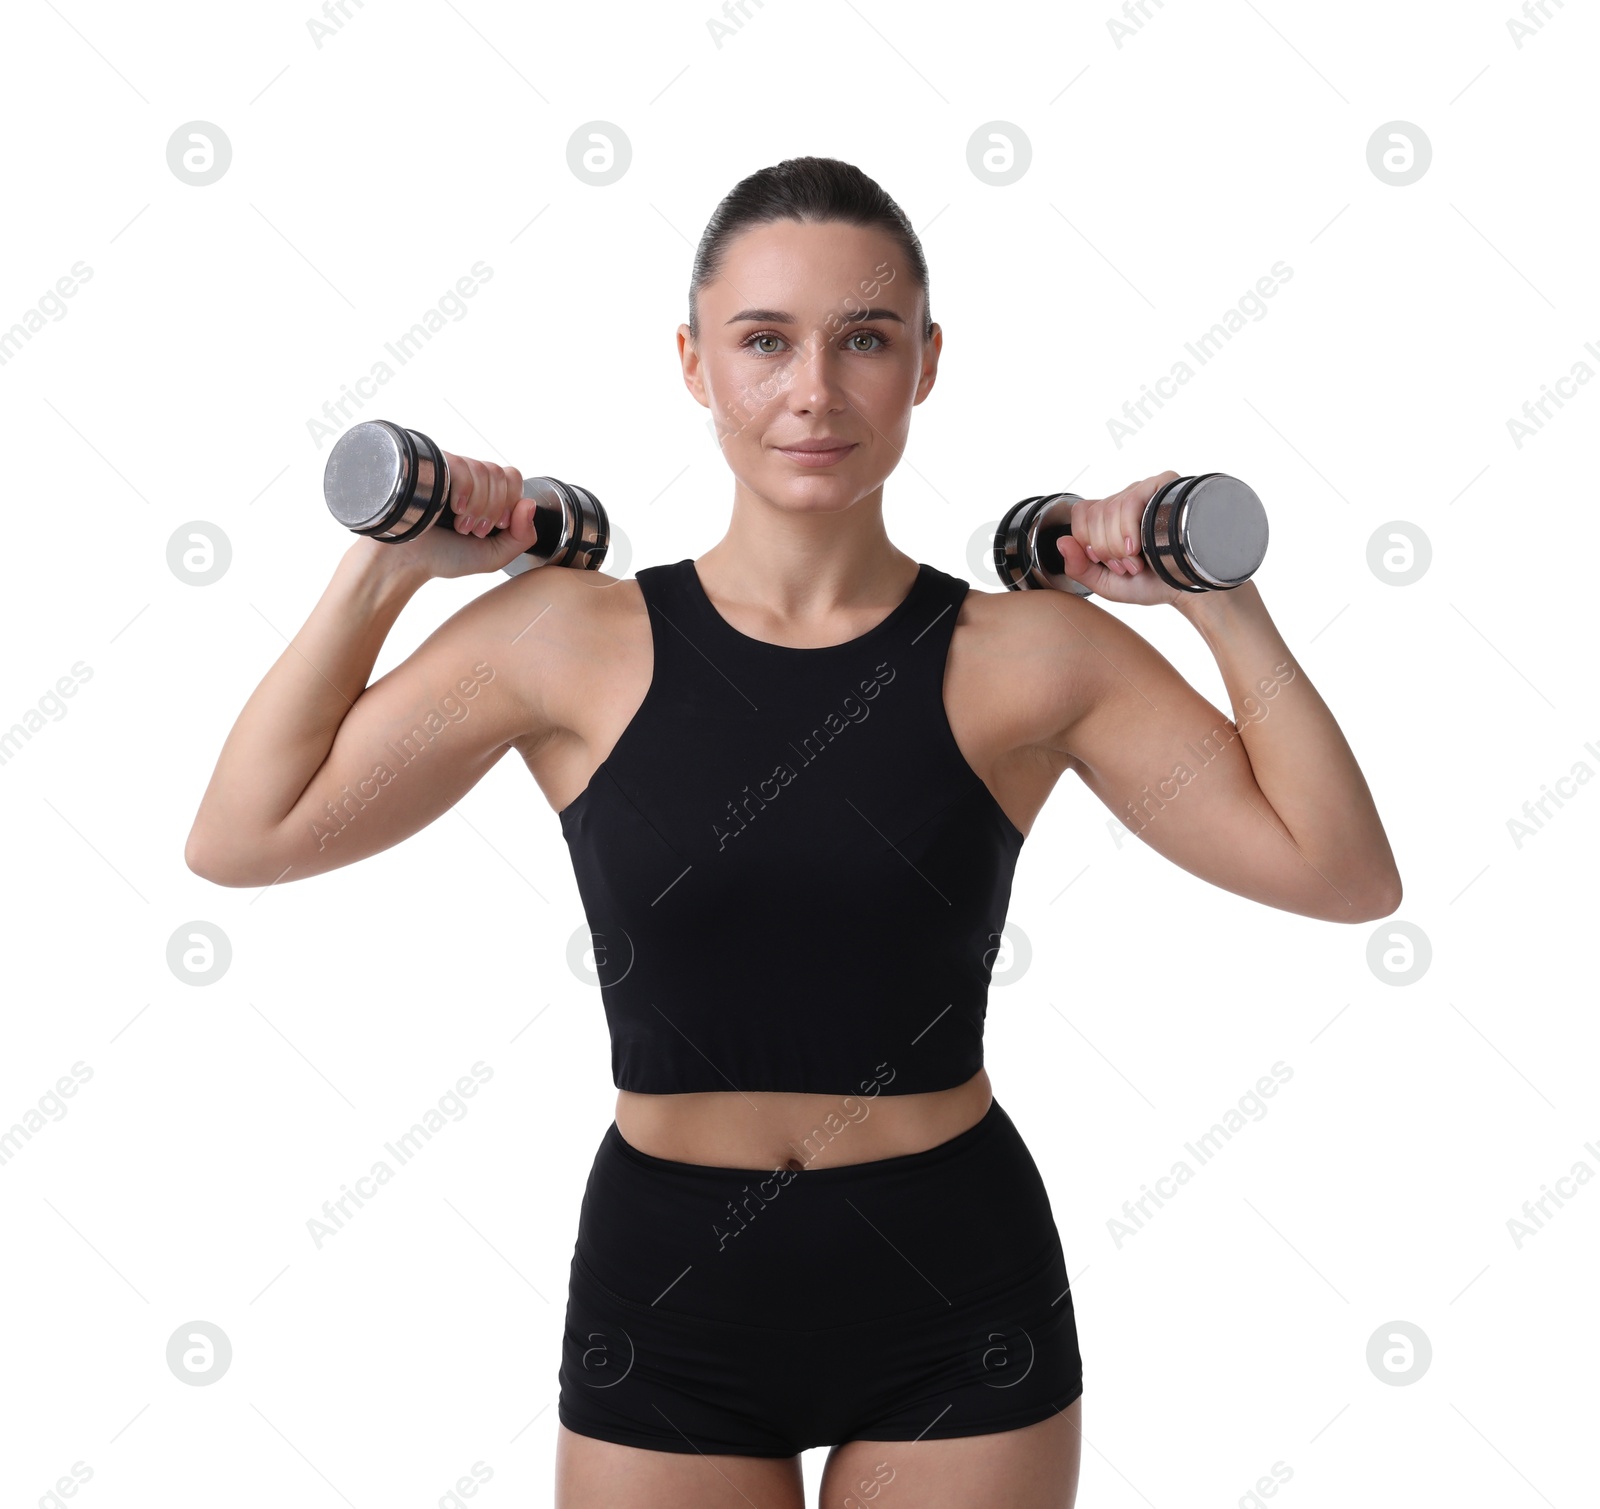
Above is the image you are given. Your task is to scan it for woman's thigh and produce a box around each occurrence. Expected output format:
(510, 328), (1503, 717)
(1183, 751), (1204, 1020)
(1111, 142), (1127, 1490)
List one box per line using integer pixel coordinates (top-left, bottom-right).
(818, 1397), (1082, 1509)
(555, 1424), (805, 1509)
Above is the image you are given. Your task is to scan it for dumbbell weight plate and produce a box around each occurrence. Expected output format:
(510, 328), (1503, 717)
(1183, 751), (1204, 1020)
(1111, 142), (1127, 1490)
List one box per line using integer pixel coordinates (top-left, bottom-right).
(993, 492), (1092, 595)
(324, 418), (449, 543)
(1142, 473), (1268, 593)
(502, 476), (609, 576)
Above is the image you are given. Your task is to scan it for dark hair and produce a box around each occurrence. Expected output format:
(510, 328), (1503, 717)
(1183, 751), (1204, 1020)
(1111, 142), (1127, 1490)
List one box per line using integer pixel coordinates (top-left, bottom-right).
(687, 156), (932, 343)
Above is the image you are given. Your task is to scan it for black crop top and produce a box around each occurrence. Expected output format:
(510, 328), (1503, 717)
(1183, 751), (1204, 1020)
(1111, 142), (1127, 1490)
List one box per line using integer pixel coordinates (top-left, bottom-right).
(558, 558), (1026, 1095)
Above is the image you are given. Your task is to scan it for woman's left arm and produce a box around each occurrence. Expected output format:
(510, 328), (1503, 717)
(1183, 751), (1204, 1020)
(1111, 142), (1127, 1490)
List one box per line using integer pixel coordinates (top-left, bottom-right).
(1029, 471), (1403, 924)
(1170, 578), (1402, 919)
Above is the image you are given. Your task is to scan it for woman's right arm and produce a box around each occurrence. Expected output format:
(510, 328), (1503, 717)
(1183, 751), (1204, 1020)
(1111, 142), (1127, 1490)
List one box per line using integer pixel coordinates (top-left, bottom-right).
(185, 454), (555, 887)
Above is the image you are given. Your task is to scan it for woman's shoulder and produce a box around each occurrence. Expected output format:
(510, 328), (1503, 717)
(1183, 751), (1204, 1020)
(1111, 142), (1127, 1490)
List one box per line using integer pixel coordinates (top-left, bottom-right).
(477, 562), (650, 743)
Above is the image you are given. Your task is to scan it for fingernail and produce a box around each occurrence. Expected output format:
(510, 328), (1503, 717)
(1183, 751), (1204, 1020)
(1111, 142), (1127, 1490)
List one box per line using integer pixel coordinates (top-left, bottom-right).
(1085, 546), (1099, 562)
(1124, 534), (1135, 555)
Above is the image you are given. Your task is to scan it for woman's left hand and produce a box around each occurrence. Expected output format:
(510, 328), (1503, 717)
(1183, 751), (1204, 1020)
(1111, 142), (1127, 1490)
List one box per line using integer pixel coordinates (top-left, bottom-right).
(1054, 471), (1187, 608)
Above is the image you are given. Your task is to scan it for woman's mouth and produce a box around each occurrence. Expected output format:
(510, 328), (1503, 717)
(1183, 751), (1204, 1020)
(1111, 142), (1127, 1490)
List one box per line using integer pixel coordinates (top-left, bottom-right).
(775, 443), (857, 467)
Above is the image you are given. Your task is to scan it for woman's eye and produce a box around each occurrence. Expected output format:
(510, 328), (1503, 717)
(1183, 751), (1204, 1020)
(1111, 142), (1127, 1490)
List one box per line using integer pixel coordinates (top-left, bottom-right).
(743, 329), (888, 356)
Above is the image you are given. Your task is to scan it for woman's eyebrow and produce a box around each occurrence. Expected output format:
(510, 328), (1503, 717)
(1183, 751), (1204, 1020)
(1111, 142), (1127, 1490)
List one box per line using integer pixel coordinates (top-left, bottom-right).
(724, 307), (906, 325)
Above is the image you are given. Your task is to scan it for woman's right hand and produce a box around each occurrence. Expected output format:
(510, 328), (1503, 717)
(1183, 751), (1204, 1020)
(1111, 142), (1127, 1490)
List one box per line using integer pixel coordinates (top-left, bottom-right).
(397, 450), (539, 581)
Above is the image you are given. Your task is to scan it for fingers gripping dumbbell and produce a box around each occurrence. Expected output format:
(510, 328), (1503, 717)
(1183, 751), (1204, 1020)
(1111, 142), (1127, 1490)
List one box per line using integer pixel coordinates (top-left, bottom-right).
(992, 472), (1268, 596)
(323, 419), (609, 578)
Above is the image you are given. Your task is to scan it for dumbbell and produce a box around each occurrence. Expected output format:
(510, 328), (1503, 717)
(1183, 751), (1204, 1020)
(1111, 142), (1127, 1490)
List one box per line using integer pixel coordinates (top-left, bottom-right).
(323, 419), (608, 578)
(993, 473), (1268, 597)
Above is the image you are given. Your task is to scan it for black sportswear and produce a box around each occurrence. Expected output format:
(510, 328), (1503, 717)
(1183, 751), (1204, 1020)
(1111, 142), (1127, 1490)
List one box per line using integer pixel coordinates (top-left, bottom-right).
(559, 558), (1026, 1095)
(557, 1096), (1083, 1453)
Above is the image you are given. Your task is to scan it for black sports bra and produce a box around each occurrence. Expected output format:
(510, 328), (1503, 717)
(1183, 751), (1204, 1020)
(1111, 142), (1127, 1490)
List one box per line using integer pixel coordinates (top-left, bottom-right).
(559, 558), (1025, 1095)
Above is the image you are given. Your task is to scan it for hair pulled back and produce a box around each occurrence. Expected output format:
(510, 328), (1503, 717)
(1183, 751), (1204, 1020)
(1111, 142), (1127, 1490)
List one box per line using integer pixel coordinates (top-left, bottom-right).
(687, 156), (932, 342)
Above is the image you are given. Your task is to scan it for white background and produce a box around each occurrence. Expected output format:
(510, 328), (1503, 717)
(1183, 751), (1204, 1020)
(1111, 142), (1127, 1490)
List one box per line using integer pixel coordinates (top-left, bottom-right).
(2, 1), (1595, 1505)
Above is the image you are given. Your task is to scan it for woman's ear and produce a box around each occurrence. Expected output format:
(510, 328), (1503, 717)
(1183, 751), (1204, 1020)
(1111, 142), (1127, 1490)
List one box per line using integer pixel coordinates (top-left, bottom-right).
(677, 323), (709, 407)
(914, 323), (942, 405)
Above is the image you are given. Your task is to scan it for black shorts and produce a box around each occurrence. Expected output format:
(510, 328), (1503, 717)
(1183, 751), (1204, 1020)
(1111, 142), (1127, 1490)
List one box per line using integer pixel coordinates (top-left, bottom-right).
(557, 1097), (1083, 1456)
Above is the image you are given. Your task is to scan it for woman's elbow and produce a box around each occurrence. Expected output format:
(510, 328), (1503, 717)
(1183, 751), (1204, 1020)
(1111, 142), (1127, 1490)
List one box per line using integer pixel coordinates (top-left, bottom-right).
(1336, 872), (1403, 923)
(184, 827), (273, 888)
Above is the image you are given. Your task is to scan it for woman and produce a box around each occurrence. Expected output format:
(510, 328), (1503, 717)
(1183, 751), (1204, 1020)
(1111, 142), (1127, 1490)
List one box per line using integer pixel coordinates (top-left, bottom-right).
(187, 157), (1401, 1509)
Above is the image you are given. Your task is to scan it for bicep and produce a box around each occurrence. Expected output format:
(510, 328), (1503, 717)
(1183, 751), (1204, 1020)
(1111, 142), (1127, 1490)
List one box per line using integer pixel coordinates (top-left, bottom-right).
(239, 589), (549, 886)
(1034, 596), (1323, 917)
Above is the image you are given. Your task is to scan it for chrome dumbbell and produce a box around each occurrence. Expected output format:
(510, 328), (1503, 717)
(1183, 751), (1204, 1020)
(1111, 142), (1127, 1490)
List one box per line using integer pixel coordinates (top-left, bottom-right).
(993, 472), (1268, 597)
(323, 418), (608, 578)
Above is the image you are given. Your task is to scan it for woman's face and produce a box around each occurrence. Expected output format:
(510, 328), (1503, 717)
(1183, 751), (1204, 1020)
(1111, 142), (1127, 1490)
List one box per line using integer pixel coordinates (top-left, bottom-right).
(678, 218), (940, 517)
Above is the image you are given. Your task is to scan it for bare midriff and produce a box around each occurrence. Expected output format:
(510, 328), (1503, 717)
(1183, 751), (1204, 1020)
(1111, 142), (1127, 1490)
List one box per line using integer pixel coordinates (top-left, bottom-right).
(613, 1067), (994, 1171)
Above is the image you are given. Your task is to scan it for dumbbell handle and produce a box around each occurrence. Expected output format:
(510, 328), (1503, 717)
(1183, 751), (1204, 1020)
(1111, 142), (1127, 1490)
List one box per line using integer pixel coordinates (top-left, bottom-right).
(323, 419), (608, 577)
(993, 472), (1268, 597)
